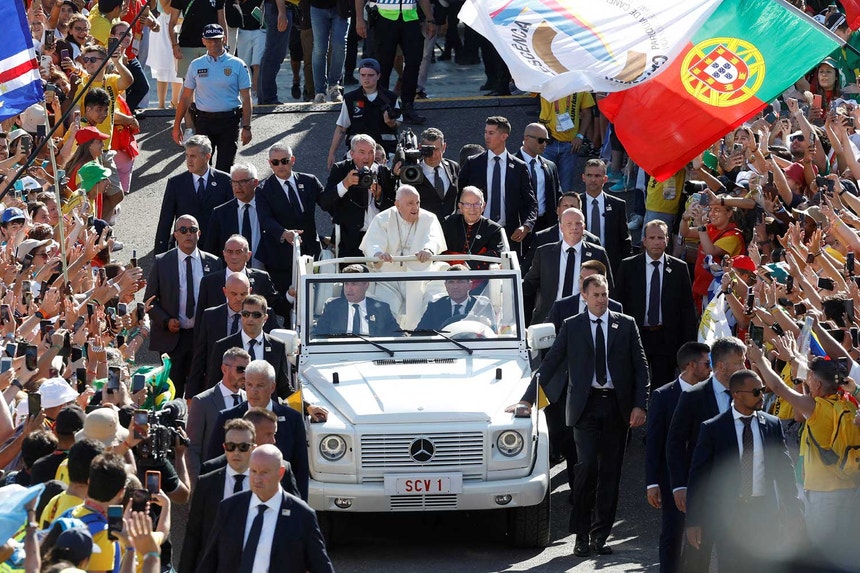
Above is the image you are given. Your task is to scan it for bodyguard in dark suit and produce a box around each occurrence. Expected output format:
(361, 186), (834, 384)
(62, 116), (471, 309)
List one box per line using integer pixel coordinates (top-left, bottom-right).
(440, 187), (505, 271)
(319, 134), (396, 258)
(457, 116), (537, 254)
(197, 445), (333, 573)
(645, 342), (712, 573)
(523, 192), (600, 273)
(616, 220), (697, 390)
(580, 158), (632, 273)
(208, 295), (292, 400)
(545, 259), (622, 333)
(416, 264), (497, 331)
(256, 143), (325, 295)
(206, 361), (310, 500)
(311, 264), (401, 337)
(517, 122), (561, 233)
(145, 214), (223, 398)
(533, 274), (648, 556)
(409, 128), (459, 222)
(522, 207), (612, 326)
(665, 337), (747, 572)
(202, 163), (268, 269)
(154, 136), (232, 255)
(686, 370), (800, 573)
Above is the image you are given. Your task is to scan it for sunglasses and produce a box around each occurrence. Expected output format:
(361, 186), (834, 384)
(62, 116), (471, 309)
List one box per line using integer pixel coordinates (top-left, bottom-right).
(790, 134), (805, 142)
(224, 442), (254, 452)
(526, 135), (549, 144)
(228, 364), (246, 373)
(81, 56), (104, 64)
(241, 310), (264, 318)
(736, 387), (765, 397)
(270, 157), (291, 165)
(175, 226), (199, 234)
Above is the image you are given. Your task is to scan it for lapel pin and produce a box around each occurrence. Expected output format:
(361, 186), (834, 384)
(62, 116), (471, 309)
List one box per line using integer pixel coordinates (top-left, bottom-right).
(611, 322), (619, 329)
(277, 416), (285, 422)
(282, 509), (291, 516)
(265, 346), (272, 352)
(585, 251), (592, 257)
(666, 267), (673, 273)
(605, 204), (612, 212)
(476, 234), (482, 239)
(211, 181), (217, 187)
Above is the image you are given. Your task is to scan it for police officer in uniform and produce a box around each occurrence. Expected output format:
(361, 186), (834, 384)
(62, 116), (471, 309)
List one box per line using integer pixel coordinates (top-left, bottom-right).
(327, 58), (400, 169)
(172, 24), (253, 173)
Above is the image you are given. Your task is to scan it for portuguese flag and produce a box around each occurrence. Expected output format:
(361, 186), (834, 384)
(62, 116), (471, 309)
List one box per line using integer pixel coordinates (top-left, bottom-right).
(599, 0), (842, 181)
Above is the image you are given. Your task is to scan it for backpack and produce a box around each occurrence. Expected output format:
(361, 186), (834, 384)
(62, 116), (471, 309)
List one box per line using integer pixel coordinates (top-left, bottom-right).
(806, 397), (860, 481)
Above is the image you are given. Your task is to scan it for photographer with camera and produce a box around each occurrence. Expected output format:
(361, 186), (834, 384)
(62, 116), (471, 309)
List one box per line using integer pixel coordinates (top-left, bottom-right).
(320, 134), (396, 258)
(326, 58), (400, 170)
(392, 128), (459, 223)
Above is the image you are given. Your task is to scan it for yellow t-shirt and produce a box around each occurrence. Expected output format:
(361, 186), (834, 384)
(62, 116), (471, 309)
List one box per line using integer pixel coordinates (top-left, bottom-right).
(645, 170), (685, 215)
(39, 492), (84, 529)
(88, 7), (114, 47)
(800, 395), (858, 492)
(70, 505), (124, 572)
(539, 93), (595, 141)
(770, 364), (796, 420)
(77, 73), (121, 147)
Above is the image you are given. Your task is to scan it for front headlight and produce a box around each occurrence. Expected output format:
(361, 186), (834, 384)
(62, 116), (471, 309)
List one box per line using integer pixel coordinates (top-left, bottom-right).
(319, 435), (347, 461)
(496, 430), (524, 457)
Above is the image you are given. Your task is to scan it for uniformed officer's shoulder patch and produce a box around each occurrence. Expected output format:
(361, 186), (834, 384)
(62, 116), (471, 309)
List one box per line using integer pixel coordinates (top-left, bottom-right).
(224, 67), (232, 76)
(198, 68), (208, 77)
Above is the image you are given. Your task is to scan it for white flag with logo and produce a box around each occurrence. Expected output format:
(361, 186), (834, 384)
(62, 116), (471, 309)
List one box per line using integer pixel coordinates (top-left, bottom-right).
(458, 0), (723, 100)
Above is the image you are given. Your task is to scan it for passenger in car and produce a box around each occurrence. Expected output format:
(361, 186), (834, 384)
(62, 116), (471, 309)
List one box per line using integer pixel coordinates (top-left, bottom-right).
(416, 264), (497, 332)
(312, 264), (402, 338)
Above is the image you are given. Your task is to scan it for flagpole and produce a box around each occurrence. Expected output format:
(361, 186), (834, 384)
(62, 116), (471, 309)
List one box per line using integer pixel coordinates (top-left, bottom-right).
(44, 115), (69, 287)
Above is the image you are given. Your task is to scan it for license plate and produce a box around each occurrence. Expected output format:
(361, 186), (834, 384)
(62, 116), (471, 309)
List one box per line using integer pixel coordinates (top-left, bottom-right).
(383, 473), (463, 495)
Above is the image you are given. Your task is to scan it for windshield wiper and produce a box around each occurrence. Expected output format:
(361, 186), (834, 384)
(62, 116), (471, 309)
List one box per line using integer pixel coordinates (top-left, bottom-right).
(403, 329), (473, 355)
(313, 333), (394, 356)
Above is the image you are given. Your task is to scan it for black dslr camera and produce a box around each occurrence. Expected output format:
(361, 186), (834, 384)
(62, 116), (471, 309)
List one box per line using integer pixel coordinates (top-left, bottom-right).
(356, 166), (375, 189)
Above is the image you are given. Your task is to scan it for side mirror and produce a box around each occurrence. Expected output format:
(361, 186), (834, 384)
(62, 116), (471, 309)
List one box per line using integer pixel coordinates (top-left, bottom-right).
(269, 329), (300, 355)
(527, 323), (556, 351)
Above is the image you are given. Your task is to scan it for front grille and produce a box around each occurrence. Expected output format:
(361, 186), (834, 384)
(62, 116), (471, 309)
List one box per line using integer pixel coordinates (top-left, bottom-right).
(360, 432), (484, 468)
(390, 494), (458, 510)
(372, 358), (457, 366)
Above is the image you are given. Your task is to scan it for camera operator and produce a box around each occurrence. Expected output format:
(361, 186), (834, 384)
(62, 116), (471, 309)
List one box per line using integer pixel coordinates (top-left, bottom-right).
(326, 58), (400, 170)
(392, 127), (459, 223)
(320, 134), (396, 258)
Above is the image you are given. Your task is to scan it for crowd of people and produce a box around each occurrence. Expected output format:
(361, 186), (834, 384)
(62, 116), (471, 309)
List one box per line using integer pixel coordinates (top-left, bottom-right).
(4, 0), (860, 570)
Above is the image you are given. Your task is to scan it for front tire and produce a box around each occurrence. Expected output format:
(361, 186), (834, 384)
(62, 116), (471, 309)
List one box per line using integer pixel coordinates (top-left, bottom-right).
(507, 488), (551, 548)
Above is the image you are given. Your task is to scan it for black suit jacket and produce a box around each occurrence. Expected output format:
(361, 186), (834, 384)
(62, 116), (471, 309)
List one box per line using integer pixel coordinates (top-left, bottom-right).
(202, 197), (271, 258)
(440, 214), (505, 270)
(208, 332), (292, 399)
(522, 240), (613, 326)
(523, 224), (600, 273)
(416, 295), (497, 331)
(415, 158), (459, 222)
(537, 310), (649, 426)
(154, 169), (233, 254)
(687, 409), (799, 529)
(516, 150), (560, 227)
(319, 160), (395, 256)
(196, 455), (300, 498)
(144, 249), (223, 353)
(312, 296), (401, 338)
(186, 303), (280, 399)
(256, 172), (324, 271)
(545, 295), (622, 333)
(579, 192), (632, 273)
(195, 267), (287, 323)
(457, 150), (537, 239)
(197, 489), (333, 573)
(206, 401), (310, 499)
(666, 378), (722, 491)
(645, 379), (685, 489)
(615, 253), (697, 354)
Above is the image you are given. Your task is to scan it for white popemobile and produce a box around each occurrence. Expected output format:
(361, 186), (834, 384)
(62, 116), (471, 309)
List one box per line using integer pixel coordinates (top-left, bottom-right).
(276, 244), (553, 547)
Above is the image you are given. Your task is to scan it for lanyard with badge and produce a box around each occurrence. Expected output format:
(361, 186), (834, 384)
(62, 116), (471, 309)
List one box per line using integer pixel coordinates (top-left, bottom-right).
(553, 94), (577, 133)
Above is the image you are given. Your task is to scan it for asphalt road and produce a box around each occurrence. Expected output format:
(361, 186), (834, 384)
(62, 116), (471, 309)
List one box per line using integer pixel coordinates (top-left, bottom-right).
(115, 97), (660, 573)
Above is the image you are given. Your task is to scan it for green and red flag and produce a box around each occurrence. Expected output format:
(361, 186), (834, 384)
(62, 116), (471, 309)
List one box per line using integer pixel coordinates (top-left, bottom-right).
(599, 0), (842, 181)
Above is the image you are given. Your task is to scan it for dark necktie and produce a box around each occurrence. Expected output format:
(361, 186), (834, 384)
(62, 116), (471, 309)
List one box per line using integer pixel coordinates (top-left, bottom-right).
(562, 247), (576, 297)
(351, 303), (361, 335)
(230, 312), (241, 335)
(248, 339), (257, 360)
(453, 303), (462, 316)
(647, 260), (661, 327)
(196, 176), (205, 201)
(740, 416), (754, 497)
(238, 504), (267, 573)
(490, 156), (501, 222)
(434, 166), (445, 199)
(590, 197), (601, 238)
(233, 473), (245, 494)
(231, 393), (241, 407)
(185, 255), (195, 318)
(594, 318), (607, 385)
(724, 389), (732, 411)
(241, 203), (253, 247)
(286, 180), (303, 213)
(529, 158), (538, 194)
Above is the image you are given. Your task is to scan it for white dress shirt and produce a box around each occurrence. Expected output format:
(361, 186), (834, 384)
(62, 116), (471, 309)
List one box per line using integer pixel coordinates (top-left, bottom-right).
(585, 191), (606, 245)
(236, 198), (261, 257)
(240, 330), (265, 359)
(217, 381), (245, 407)
(731, 407), (765, 497)
(483, 150), (508, 227)
(177, 248), (203, 329)
(520, 148), (546, 216)
(345, 298), (369, 334)
(275, 174), (303, 212)
(644, 253), (665, 326)
(556, 240), (582, 298)
(712, 376), (732, 414)
(421, 161), (450, 191)
(244, 491), (282, 573)
(223, 465), (249, 500)
(193, 172), (208, 192)
(587, 309), (613, 389)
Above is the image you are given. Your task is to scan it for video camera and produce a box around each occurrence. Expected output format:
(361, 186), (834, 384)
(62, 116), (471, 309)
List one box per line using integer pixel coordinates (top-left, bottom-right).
(136, 401), (189, 463)
(394, 128), (435, 185)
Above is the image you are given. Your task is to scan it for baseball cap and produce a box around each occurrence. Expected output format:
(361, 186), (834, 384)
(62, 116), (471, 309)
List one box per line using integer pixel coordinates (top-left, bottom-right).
(792, 205), (827, 225)
(75, 407), (128, 447)
(74, 126), (109, 146)
(54, 528), (96, 563)
(38, 377), (81, 409)
(783, 162), (806, 185)
(202, 23), (225, 38)
(731, 255), (757, 273)
(16, 238), (52, 262)
(1, 207), (26, 224)
(358, 58), (380, 73)
(55, 405), (86, 436)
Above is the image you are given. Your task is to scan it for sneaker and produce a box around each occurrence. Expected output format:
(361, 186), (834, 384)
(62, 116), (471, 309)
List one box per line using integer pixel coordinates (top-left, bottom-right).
(627, 213), (644, 231)
(609, 177), (628, 192)
(291, 84), (301, 100)
(327, 86), (343, 103)
(182, 128), (194, 144)
(111, 240), (124, 252)
(313, 93), (326, 104)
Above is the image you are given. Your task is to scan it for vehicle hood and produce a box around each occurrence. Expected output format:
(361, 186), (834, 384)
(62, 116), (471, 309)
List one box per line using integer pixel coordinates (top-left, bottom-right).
(302, 357), (532, 424)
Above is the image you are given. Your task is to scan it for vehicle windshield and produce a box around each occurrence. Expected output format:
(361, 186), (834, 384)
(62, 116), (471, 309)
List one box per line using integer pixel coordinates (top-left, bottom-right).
(303, 272), (522, 344)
